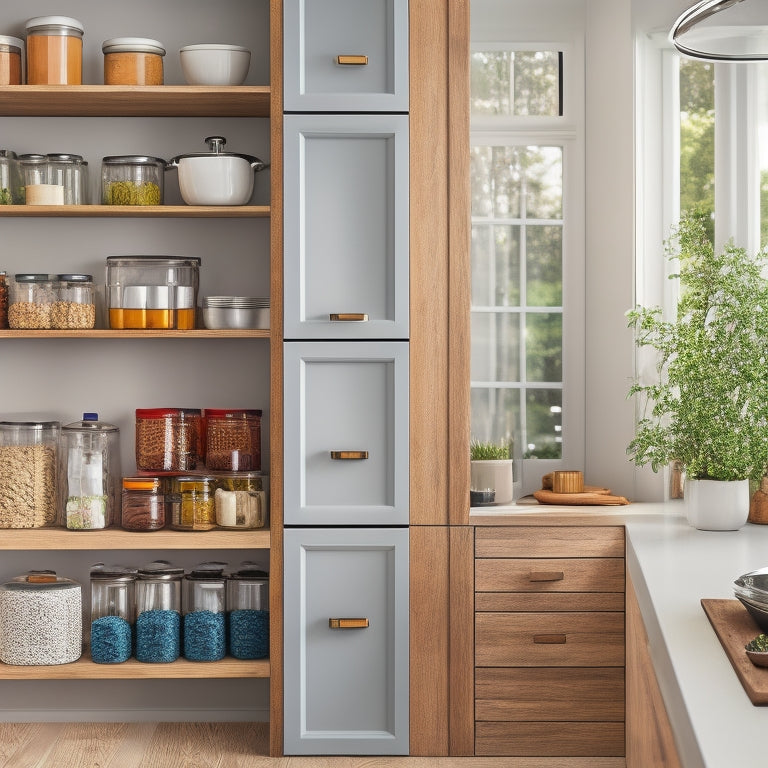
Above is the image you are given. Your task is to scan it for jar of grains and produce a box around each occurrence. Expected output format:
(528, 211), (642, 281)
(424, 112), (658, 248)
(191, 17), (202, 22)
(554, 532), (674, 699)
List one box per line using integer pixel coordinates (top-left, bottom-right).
(9, 273), (56, 329)
(203, 408), (262, 471)
(168, 475), (217, 531)
(135, 407), (202, 472)
(214, 472), (268, 529)
(135, 561), (183, 663)
(102, 156), (165, 205)
(89, 564), (137, 664)
(226, 565), (269, 659)
(0, 36), (23, 85)
(25, 16), (84, 85)
(121, 476), (166, 531)
(0, 271), (8, 329)
(0, 420), (60, 528)
(102, 37), (165, 85)
(53, 274), (96, 329)
(182, 563), (227, 661)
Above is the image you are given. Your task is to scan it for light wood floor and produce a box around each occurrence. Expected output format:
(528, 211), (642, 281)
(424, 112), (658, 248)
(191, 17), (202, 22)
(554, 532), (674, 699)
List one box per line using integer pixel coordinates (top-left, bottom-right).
(0, 723), (626, 768)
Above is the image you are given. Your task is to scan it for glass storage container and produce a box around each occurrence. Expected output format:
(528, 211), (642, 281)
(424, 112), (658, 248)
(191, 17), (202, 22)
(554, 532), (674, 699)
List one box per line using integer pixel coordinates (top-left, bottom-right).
(0, 420), (59, 528)
(227, 565), (269, 659)
(135, 561), (183, 663)
(25, 16), (84, 85)
(102, 156), (165, 206)
(89, 564), (136, 663)
(0, 36), (23, 85)
(53, 274), (96, 329)
(135, 407), (201, 472)
(102, 37), (165, 85)
(168, 475), (216, 531)
(47, 154), (88, 205)
(106, 256), (199, 329)
(0, 150), (23, 204)
(214, 472), (268, 529)
(182, 563), (227, 661)
(0, 271), (8, 329)
(9, 273), (56, 329)
(0, 571), (82, 665)
(204, 408), (262, 471)
(60, 413), (120, 530)
(121, 476), (166, 531)
(19, 153), (47, 187)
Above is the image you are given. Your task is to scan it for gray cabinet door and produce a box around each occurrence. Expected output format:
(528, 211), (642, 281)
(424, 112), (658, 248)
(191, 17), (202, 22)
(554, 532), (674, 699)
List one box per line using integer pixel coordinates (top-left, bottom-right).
(283, 113), (409, 340)
(283, 341), (409, 525)
(283, 527), (409, 755)
(283, 0), (409, 112)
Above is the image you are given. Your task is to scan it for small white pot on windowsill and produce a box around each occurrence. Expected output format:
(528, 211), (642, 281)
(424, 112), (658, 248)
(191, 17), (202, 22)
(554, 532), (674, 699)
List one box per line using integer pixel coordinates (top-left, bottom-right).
(684, 478), (750, 531)
(470, 459), (515, 506)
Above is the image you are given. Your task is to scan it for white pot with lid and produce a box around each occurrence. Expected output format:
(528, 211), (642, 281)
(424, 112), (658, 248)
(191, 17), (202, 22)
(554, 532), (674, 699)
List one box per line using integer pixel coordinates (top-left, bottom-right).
(166, 136), (268, 206)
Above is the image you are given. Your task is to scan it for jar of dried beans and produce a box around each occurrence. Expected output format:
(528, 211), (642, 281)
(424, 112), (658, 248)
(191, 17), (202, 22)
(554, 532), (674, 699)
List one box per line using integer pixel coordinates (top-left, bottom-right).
(9, 273), (56, 329)
(203, 408), (262, 471)
(135, 407), (201, 472)
(102, 37), (165, 85)
(168, 475), (216, 531)
(53, 274), (96, 329)
(25, 16), (84, 85)
(121, 476), (166, 531)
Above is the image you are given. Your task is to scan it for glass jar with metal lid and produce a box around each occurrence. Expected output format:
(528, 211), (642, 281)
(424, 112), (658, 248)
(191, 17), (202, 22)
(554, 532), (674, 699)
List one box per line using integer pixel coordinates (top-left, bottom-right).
(8, 273), (56, 329)
(47, 154), (88, 205)
(89, 564), (136, 663)
(135, 561), (183, 663)
(0, 150), (23, 204)
(25, 16), (84, 85)
(121, 476), (166, 531)
(18, 153), (48, 187)
(0, 36), (23, 85)
(227, 564), (269, 659)
(168, 475), (216, 531)
(52, 274), (95, 329)
(102, 38), (166, 85)
(182, 562), (227, 661)
(213, 472), (268, 529)
(102, 156), (165, 205)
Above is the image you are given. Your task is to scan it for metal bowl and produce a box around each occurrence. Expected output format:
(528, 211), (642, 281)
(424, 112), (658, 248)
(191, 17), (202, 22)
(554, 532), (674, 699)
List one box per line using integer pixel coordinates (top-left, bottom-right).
(737, 596), (768, 633)
(202, 305), (268, 330)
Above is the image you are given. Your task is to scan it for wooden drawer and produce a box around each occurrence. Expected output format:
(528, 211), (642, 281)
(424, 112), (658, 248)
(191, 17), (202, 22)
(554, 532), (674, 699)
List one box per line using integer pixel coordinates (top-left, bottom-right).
(475, 526), (625, 559)
(475, 611), (625, 667)
(476, 591), (624, 612)
(476, 557), (625, 593)
(475, 667), (624, 721)
(475, 721), (625, 757)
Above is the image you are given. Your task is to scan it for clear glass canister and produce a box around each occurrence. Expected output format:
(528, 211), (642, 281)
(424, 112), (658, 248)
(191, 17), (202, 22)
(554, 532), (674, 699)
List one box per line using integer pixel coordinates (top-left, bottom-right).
(0, 420), (59, 528)
(102, 156), (165, 205)
(204, 408), (262, 471)
(9, 273), (56, 329)
(89, 564), (136, 663)
(0, 36), (23, 85)
(47, 154), (88, 205)
(135, 407), (202, 472)
(25, 16), (84, 85)
(168, 475), (216, 531)
(0, 272), (7, 329)
(53, 274), (95, 329)
(102, 38), (165, 85)
(182, 563), (227, 661)
(213, 472), (268, 530)
(227, 565), (269, 659)
(60, 413), (120, 530)
(121, 476), (166, 531)
(135, 561), (183, 663)
(0, 150), (23, 204)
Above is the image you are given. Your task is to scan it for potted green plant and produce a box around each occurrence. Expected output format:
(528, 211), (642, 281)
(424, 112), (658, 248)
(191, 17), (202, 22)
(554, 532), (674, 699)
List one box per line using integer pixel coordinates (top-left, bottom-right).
(627, 210), (768, 530)
(470, 438), (514, 506)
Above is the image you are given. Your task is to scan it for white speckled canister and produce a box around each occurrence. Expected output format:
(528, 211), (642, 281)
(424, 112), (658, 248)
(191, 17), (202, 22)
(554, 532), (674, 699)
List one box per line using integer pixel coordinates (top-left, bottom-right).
(0, 571), (82, 665)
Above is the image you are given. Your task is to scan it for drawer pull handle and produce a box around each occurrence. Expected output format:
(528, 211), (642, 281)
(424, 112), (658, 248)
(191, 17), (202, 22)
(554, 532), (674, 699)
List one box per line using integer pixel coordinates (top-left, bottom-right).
(533, 633), (567, 644)
(329, 618), (369, 629)
(330, 313), (369, 322)
(529, 571), (565, 582)
(337, 55), (369, 66)
(330, 450), (369, 460)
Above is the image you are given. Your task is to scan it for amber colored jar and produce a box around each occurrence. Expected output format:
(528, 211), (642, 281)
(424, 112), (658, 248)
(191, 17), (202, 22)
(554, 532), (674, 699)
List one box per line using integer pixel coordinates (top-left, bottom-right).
(0, 36), (23, 85)
(121, 477), (166, 531)
(25, 16), (84, 85)
(135, 407), (202, 472)
(168, 476), (216, 531)
(203, 409), (262, 471)
(102, 38), (165, 85)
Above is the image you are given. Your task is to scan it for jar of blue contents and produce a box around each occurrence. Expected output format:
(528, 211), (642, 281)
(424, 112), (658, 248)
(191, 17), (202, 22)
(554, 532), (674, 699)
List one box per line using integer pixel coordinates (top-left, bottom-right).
(227, 564), (269, 659)
(89, 564), (136, 663)
(135, 561), (183, 663)
(182, 562), (227, 661)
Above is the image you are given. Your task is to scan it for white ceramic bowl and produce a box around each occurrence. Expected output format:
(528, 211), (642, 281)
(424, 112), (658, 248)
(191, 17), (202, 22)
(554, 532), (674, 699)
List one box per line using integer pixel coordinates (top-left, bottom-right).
(180, 44), (251, 86)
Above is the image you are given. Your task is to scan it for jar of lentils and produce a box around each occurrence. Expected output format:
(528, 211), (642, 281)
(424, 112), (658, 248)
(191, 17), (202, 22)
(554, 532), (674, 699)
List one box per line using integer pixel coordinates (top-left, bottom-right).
(135, 561), (183, 663)
(89, 564), (136, 664)
(9, 273), (56, 329)
(135, 407), (201, 472)
(52, 274), (96, 329)
(227, 565), (269, 660)
(168, 475), (217, 531)
(182, 563), (227, 661)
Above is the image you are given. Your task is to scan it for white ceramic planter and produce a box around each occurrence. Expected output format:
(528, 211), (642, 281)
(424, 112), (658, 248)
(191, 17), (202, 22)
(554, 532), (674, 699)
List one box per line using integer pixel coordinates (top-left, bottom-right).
(470, 459), (514, 505)
(684, 478), (750, 531)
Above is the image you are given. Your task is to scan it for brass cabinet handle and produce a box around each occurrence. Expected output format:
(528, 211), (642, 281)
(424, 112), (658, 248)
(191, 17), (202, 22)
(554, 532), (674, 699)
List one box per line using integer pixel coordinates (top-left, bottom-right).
(329, 618), (369, 629)
(329, 313), (369, 322)
(528, 571), (565, 582)
(533, 633), (567, 644)
(330, 450), (369, 460)
(337, 55), (369, 66)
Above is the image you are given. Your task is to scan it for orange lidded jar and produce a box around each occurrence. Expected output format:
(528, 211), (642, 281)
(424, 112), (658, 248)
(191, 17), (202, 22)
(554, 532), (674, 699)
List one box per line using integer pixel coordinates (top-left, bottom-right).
(102, 38), (165, 85)
(25, 16), (84, 85)
(0, 36), (23, 85)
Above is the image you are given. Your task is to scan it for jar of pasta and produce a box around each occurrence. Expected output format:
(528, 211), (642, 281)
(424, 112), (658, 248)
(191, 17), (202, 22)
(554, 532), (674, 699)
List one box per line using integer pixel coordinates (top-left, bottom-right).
(102, 38), (165, 85)
(25, 16), (84, 85)
(168, 475), (217, 531)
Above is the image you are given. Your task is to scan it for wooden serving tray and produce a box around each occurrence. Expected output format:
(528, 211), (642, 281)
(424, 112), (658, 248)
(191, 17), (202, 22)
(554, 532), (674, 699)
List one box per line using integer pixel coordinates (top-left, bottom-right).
(701, 598), (768, 705)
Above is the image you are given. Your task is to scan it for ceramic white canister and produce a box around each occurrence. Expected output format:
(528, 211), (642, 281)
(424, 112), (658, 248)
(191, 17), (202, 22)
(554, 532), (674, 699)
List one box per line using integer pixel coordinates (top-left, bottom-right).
(684, 478), (750, 531)
(470, 459), (514, 505)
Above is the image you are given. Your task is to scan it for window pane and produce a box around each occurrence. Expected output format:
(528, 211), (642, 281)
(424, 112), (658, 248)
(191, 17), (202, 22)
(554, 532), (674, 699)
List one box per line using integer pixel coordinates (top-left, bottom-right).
(524, 147), (563, 219)
(471, 146), (522, 217)
(526, 226), (562, 306)
(525, 389), (562, 459)
(471, 387), (520, 449)
(470, 50), (561, 117)
(525, 313), (562, 382)
(471, 224), (521, 306)
(471, 311), (520, 381)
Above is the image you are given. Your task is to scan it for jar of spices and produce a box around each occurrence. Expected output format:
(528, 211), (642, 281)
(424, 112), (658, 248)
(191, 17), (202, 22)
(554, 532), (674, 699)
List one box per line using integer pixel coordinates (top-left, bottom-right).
(0, 150), (23, 205)
(9, 273), (56, 329)
(168, 475), (217, 531)
(135, 561), (183, 663)
(25, 16), (84, 85)
(102, 37), (165, 85)
(102, 156), (165, 206)
(227, 565), (269, 659)
(121, 476), (166, 531)
(52, 274), (96, 329)
(204, 408), (262, 471)
(47, 154), (88, 205)
(0, 271), (8, 329)
(89, 564), (136, 664)
(214, 472), (268, 530)
(135, 407), (202, 472)
(0, 36), (23, 85)
(182, 563), (227, 661)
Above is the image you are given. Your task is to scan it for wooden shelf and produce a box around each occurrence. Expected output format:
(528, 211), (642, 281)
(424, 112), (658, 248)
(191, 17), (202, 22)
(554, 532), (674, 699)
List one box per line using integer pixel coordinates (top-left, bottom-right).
(0, 528), (270, 550)
(0, 329), (270, 339)
(0, 657), (270, 680)
(0, 205), (270, 218)
(0, 85), (270, 117)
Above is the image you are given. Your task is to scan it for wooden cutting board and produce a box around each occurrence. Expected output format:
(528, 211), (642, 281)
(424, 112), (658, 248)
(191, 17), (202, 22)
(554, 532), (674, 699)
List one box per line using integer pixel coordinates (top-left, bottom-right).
(533, 489), (630, 505)
(701, 598), (768, 705)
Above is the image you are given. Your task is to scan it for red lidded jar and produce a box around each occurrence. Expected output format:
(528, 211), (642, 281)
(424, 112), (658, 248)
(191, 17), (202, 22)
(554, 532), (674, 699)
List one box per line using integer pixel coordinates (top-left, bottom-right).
(135, 408), (201, 472)
(203, 408), (261, 471)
